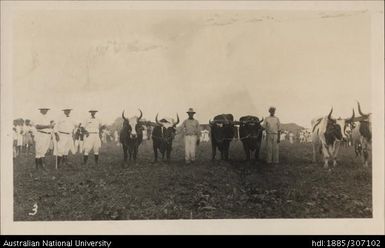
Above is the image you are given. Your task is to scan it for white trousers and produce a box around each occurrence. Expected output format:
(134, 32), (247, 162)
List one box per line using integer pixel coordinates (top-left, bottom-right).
(57, 133), (75, 156)
(83, 134), (101, 155)
(185, 135), (198, 162)
(266, 133), (279, 163)
(35, 132), (51, 158)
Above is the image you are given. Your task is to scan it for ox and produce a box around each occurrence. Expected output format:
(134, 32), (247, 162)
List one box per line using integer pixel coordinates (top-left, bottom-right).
(209, 114), (235, 161)
(311, 108), (354, 168)
(238, 116), (264, 162)
(120, 109), (144, 165)
(351, 102), (372, 167)
(152, 114), (179, 162)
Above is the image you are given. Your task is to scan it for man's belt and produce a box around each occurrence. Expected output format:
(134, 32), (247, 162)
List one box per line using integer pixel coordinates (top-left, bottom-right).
(88, 132), (98, 134)
(59, 131), (71, 135)
(38, 130), (51, 135)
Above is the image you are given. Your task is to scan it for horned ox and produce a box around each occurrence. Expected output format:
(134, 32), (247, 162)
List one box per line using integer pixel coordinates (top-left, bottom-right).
(351, 102), (372, 167)
(311, 108), (354, 168)
(209, 114), (235, 161)
(120, 109), (144, 165)
(237, 116), (264, 162)
(152, 114), (179, 162)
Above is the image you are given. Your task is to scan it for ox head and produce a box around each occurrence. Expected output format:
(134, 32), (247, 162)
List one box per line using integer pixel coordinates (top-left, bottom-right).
(327, 108), (355, 141)
(209, 114), (235, 141)
(122, 109), (144, 139)
(209, 114), (235, 127)
(155, 113), (180, 142)
(238, 116), (264, 127)
(237, 115), (264, 137)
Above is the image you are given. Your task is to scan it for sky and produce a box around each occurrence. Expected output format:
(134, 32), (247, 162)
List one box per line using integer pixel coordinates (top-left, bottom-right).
(12, 9), (372, 127)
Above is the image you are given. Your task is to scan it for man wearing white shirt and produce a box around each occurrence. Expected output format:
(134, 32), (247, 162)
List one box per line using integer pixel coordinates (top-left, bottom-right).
(34, 108), (54, 170)
(262, 106), (281, 164)
(15, 121), (24, 156)
(83, 110), (102, 165)
(55, 109), (77, 167)
(23, 119), (34, 154)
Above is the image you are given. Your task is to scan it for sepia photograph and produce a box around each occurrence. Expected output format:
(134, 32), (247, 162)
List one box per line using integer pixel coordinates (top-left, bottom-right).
(1, 1), (384, 235)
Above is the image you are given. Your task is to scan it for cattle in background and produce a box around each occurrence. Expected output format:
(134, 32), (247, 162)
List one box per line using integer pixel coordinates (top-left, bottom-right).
(120, 109), (145, 165)
(209, 114), (235, 161)
(152, 114), (179, 162)
(237, 115), (264, 162)
(311, 108), (355, 168)
(351, 101), (372, 167)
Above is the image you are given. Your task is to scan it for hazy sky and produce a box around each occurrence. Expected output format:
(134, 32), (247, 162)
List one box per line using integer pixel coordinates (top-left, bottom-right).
(12, 9), (371, 127)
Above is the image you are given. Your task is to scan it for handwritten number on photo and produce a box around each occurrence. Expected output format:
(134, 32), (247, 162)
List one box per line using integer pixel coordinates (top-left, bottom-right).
(28, 203), (38, 216)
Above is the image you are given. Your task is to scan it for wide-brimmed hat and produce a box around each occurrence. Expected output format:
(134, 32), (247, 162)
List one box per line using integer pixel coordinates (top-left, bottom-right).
(62, 108), (72, 111)
(187, 108), (196, 114)
(89, 110), (98, 113)
(38, 108), (50, 111)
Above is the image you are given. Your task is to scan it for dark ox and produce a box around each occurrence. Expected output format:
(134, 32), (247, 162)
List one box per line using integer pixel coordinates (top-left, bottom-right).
(238, 116), (264, 161)
(311, 108), (355, 168)
(120, 109), (144, 165)
(152, 114), (179, 162)
(351, 101), (372, 167)
(209, 114), (235, 161)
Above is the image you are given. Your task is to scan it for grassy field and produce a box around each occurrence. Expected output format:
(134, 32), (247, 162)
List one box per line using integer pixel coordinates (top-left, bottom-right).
(14, 134), (372, 221)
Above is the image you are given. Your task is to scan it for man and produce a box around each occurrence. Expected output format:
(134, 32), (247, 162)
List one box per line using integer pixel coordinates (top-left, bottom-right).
(289, 132), (294, 144)
(34, 108), (55, 170)
(12, 123), (17, 159)
(83, 110), (102, 165)
(15, 120), (24, 156)
(23, 119), (34, 154)
(113, 129), (120, 146)
(74, 123), (85, 153)
(182, 108), (200, 164)
(54, 109), (77, 167)
(263, 106), (280, 164)
(200, 128), (210, 142)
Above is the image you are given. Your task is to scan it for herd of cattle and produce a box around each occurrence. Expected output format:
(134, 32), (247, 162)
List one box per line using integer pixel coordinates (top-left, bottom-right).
(116, 102), (371, 168)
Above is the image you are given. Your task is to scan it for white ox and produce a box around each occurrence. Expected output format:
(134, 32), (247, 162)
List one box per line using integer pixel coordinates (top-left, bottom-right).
(351, 102), (372, 167)
(311, 108), (354, 168)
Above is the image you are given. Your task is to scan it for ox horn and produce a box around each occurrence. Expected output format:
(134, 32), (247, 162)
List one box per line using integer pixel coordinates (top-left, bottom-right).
(259, 117), (264, 124)
(328, 108), (333, 120)
(138, 109), (143, 121)
(173, 113), (180, 127)
(357, 101), (369, 117)
(209, 119), (214, 125)
(346, 109), (355, 122)
(155, 113), (161, 125)
(122, 111), (128, 121)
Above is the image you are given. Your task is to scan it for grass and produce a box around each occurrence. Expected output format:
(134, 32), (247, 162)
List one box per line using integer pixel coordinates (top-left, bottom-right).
(13, 135), (372, 221)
